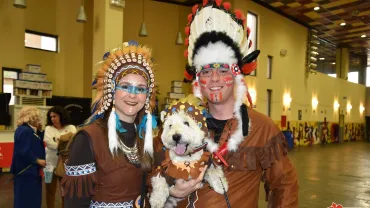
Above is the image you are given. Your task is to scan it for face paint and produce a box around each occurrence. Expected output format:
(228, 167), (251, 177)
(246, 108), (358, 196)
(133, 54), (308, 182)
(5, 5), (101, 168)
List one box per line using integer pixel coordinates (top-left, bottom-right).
(199, 79), (208, 89)
(116, 85), (148, 94)
(223, 77), (233, 87)
(209, 92), (222, 102)
(129, 107), (133, 113)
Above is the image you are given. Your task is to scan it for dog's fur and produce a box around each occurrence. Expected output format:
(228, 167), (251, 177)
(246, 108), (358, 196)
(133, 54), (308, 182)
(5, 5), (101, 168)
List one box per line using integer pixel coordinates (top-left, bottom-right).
(149, 97), (228, 208)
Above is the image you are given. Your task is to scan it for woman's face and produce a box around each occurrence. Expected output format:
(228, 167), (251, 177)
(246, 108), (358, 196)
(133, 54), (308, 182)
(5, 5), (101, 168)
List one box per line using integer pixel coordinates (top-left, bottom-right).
(114, 73), (148, 122)
(50, 112), (61, 127)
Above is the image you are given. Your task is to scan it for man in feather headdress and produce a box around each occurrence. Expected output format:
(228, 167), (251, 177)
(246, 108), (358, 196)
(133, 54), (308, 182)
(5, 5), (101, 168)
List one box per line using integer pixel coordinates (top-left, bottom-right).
(167, 0), (299, 207)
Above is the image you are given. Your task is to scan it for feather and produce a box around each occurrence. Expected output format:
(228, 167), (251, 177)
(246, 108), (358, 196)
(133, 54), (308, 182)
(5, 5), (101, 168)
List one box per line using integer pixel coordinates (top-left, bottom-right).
(192, 4), (199, 14)
(234, 9), (243, 20)
(223, 2), (231, 11)
(185, 38), (189, 46)
(215, 0), (222, 7)
(227, 75), (246, 151)
(108, 109), (119, 155)
(185, 26), (190, 36)
(203, 0), (208, 6)
(184, 49), (189, 58)
(188, 14), (193, 24)
(144, 112), (153, 156)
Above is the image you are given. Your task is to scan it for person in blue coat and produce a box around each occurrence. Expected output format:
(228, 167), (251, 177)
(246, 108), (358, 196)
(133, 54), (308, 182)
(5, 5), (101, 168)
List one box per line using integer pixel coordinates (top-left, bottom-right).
(10, 106), (46, 208)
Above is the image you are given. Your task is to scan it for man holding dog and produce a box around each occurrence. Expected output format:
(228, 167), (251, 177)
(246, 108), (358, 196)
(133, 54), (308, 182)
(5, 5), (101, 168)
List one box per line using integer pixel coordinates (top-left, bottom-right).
(168, 0), (299, 207)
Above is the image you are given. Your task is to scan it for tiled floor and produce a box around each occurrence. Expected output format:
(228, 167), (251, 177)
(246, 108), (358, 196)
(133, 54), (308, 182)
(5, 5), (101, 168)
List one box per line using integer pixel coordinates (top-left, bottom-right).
(1, 141), (370, 207)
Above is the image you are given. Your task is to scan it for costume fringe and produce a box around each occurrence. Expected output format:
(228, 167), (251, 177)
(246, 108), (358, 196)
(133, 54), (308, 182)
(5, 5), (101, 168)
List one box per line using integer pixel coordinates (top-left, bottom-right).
(61, 173), (97, 198)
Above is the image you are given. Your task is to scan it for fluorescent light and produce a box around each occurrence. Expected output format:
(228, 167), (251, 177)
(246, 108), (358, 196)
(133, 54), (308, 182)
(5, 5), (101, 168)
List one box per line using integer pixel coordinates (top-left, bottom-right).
(340, 22), (346, 26)
(331, 62), (336, 65)
(314, 7), (320, 11)
(319, 57), (325, 60)
(361, 34), (366, 38)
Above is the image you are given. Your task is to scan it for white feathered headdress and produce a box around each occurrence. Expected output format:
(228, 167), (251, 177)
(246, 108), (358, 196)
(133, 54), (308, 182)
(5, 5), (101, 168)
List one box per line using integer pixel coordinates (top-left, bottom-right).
(183, 0), (260, 151)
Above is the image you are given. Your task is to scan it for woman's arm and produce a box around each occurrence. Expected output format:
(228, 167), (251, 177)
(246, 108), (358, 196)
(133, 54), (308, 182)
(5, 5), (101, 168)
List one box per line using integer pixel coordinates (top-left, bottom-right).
(15, 128), (39, 165)
(44, 126), (59, 150)
(61, 131), (96, 208)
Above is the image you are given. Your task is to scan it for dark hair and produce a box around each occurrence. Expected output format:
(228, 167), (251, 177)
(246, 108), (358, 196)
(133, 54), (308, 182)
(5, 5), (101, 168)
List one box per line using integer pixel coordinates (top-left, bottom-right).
(46, 106), (71, 127)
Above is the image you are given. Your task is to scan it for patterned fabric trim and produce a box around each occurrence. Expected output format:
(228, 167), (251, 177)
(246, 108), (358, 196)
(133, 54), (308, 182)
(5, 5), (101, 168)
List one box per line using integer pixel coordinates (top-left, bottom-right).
(65, 162), (96, 176)
(90, 200), (134, 208)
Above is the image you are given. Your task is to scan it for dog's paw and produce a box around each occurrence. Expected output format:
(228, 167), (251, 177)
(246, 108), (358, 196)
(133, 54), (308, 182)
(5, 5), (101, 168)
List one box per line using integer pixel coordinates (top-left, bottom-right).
(205, 165), (228, 194)
(150, 174), (169, 208)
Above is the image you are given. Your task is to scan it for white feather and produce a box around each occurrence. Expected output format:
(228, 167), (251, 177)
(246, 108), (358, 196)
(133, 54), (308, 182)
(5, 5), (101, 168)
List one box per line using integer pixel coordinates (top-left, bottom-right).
(227, 75), (246, 151)
(108, 110), (119, 155)
(193, 41), (237, 72)
(144, 112), (154, 156)
(192, 80), (202, 99)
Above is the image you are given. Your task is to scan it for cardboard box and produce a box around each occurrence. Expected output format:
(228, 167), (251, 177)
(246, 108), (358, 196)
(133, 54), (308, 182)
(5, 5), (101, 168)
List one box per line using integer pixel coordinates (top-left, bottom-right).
(167, 92), (185, 99)
(171, 81), (182, 88)
(164, 97), (179, 104)
(13, 80), (29, 88)
(39, 82), (53, 90)
(171, 87), (182, 93)
(19, 72), (47, 82)
(25, 64), (41, 73)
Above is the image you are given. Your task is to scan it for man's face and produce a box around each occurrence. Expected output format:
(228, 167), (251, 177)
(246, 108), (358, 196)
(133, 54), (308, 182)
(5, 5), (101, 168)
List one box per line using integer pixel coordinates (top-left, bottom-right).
(198, 67), (234, 104)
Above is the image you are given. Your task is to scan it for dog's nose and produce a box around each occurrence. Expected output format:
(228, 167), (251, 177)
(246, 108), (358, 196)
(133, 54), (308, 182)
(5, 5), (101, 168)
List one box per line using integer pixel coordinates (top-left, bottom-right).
(172, 134), (181, 142)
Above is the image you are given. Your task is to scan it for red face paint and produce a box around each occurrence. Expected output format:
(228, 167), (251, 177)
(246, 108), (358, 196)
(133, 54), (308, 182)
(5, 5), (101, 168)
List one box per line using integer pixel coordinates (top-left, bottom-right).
(210, 93), (214, 102)
(199, 79), (208, 89)
(223, 77), (233, 87)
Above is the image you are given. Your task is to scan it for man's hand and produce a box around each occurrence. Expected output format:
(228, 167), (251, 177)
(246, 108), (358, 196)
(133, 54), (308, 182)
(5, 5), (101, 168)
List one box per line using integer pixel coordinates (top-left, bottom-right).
(169, 165), (208, 198)
(36, 159), (46, 167)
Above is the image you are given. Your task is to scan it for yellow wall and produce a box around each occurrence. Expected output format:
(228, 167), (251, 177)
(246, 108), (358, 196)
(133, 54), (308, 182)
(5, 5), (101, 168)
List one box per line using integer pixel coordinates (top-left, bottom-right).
(123, 0), (191, 108)
(0, 0), (92, 98)
(236, 0), (365, 123)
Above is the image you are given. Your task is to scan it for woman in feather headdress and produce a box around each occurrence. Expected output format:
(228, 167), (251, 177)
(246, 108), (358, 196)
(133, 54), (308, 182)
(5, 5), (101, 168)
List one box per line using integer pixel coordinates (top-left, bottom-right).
(61, 41), (157, 208)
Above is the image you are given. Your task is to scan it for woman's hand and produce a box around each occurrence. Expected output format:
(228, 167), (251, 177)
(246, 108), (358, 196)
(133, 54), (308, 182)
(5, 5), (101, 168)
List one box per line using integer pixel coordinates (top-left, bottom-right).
(36, 159), (46, 167)
(169, 165), (207, 198)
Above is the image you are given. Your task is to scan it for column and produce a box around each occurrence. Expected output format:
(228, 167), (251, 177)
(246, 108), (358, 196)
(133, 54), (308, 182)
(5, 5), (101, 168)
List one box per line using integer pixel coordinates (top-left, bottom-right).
(92, 0), (124, 97)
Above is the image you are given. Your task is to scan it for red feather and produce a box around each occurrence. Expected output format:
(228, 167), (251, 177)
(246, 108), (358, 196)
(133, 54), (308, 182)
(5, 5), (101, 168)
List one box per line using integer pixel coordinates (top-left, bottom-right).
(242, 62), (257, 74)
(188, 14), (193, 24)
(203, 0), (208, 6)
(223, 2), (231, 10)
(185, 38), (189, 46)
(192, 4), (198, 14)
(249, 40), (253, 48)
(215, 0), (222, 7)
(185, 26), (190, 36)
(184, 70), (193, 80)
(234, 9), (244, 19)
(247, 91), (253, 108)
(247, 27), (251, 37)
(184, 50), (189, 58)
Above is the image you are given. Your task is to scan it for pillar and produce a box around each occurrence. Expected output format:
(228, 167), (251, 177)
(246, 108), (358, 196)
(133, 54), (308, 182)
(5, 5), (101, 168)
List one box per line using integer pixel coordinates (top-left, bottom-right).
(336, 48), (349, 80)
(92, 0), (124, 97)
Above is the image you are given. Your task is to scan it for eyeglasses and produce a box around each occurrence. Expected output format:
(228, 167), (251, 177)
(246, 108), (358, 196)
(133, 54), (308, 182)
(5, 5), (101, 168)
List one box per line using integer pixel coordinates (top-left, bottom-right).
(116, 85), (148, 94)
(198, 68), (232, 78)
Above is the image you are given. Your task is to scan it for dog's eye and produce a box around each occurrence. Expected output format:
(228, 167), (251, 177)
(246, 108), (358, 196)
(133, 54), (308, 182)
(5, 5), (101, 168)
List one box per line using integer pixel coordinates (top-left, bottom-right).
(184, 121), (189, 126)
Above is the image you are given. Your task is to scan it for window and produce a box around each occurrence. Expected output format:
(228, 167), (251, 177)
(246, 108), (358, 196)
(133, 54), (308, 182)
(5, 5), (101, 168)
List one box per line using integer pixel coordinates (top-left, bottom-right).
(267, 56), (272, 79)
(25, 30), (58, 52)
(267, 89), (272, 117)
(348, 71), (359, 84)
(247, 12), (258, 76)
(328, 73), (337, 78)
(2, 68), (21, 105)
(366, 67), (370, 86)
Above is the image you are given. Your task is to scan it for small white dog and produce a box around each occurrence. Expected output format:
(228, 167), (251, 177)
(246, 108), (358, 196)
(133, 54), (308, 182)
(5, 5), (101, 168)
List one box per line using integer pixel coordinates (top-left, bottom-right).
(149, 96), (228, 208)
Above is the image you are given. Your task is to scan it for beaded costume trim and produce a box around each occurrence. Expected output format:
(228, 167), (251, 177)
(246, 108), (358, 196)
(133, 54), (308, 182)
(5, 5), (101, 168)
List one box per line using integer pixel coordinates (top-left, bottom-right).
(90, 200), (134, 208)
(65, 162), (97, 176)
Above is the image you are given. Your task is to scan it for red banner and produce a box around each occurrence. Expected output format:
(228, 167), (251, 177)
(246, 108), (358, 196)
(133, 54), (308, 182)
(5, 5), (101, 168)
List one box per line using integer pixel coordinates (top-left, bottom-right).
(0, 142), (14, 168)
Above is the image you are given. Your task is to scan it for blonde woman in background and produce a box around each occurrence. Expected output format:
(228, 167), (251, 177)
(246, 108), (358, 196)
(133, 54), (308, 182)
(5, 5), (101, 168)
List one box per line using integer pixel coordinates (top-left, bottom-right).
(10, 106), (46, 208)
(44, 106), (76, 208)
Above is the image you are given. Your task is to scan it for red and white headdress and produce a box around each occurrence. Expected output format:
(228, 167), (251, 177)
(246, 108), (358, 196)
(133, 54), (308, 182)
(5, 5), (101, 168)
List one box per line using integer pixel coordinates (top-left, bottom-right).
(183, 0), (260, 151)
